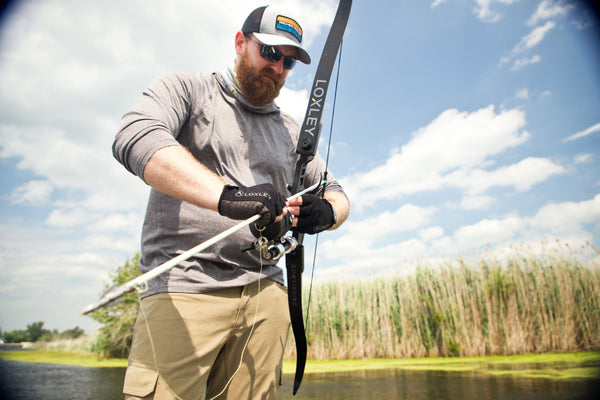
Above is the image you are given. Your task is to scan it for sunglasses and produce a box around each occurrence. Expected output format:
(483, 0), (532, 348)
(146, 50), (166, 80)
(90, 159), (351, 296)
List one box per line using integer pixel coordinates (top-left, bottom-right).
(247, 35), (297, 70)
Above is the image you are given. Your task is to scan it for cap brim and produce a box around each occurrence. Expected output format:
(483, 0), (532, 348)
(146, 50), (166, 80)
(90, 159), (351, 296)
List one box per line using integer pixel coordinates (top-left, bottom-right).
(253, 33), (311, 65)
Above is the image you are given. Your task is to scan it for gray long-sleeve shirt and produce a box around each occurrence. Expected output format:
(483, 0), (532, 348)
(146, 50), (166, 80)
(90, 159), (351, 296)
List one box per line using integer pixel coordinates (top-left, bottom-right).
(113, 71), (344, 297)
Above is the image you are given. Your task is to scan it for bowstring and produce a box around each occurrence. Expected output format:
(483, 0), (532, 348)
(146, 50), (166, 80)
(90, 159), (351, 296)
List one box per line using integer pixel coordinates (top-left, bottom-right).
(305, 39), (344, 330)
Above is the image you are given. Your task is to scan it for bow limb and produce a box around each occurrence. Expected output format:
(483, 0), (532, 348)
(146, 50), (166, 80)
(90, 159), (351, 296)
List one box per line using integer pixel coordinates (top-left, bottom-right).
(286, 0), (353, 395)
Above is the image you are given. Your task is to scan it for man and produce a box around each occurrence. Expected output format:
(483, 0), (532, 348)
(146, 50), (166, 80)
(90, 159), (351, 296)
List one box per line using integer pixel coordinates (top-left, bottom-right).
(113, 5), (349, 400)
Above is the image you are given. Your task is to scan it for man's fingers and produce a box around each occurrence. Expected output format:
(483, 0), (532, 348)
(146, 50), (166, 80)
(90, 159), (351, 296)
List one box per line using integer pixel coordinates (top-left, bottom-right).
(273, 208), (289, 223)
(286, 196), (303, 207)
(285, 205), (300, 216)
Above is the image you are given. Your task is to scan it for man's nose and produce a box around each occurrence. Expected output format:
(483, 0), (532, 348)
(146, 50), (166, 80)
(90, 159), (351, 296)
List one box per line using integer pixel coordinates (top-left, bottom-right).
(268, 58), (284, 74)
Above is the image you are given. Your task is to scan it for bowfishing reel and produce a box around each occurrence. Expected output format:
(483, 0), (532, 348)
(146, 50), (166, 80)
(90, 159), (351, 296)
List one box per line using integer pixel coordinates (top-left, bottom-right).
(243, 213), (298, 260)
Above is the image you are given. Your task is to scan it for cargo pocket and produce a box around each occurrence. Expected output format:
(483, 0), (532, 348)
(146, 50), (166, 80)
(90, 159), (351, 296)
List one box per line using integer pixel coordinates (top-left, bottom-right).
(123, 365), (159, 397)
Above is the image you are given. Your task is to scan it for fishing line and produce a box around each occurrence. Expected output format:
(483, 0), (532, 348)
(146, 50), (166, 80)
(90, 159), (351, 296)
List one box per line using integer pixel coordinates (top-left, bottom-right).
(207, 235), (265, 400)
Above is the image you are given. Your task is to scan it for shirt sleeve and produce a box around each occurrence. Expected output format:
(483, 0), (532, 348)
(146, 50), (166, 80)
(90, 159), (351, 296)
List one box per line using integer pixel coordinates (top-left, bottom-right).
(112, 72), (195, 180)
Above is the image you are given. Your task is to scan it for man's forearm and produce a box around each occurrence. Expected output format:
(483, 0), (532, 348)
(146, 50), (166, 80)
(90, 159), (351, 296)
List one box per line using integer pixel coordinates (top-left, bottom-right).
(323, 190), (350, 230)
(142, 145), (225, 212)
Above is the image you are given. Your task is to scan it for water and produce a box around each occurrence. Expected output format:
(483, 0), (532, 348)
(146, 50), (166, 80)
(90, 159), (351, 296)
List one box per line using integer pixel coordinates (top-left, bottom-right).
(0, 360), (125, 400)
(279, 369), (599, 399)
(0, 359), (598, 400)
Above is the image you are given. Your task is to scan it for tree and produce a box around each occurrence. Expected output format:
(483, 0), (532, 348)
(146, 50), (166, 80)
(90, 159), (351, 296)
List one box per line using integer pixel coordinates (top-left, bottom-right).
(26, 321), (50, 342)
(1, 324), (86, 343)
(3, 329), (28, 343)
(61, 326), (85, 339)
(89, 252), (142, 358)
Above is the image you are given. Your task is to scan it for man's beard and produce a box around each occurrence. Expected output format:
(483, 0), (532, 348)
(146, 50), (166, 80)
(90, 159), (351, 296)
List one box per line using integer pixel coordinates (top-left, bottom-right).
(236, 49), (285, 107)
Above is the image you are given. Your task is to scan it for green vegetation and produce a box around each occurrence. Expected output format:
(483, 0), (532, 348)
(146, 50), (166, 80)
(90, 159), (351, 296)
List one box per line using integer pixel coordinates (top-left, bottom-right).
(286, 241), (600, 360)
(10, 241), (597, 367)
(1, 349), (597, 381)
(3, 241), (599, 382)
(88, 253), (142, 358)
(1, 321), (84, 344)
(285, 351), (600, 380)
(0, 349), (127, 368)
(84, 241), (599, 361)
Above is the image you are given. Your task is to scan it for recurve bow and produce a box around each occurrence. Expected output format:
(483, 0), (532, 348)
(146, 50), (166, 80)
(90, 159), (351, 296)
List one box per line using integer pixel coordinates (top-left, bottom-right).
(286, 0), (352, 394)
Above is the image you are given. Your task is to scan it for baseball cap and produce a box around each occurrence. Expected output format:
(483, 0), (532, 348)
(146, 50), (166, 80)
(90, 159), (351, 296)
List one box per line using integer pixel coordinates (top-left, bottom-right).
(241, 5), (311, 65)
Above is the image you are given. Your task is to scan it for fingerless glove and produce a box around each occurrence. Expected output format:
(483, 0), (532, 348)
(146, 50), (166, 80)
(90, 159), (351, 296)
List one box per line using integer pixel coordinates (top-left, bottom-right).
(218, 183), (286, 227)
(295, 194), (336, 234)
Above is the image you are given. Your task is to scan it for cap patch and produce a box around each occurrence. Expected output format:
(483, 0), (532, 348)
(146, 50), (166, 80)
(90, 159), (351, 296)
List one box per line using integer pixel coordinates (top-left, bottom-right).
(276, 15), (302, 42)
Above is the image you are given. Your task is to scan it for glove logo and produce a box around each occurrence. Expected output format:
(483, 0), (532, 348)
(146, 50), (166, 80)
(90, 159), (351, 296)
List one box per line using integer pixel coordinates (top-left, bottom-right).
(235, 190), (272, 200)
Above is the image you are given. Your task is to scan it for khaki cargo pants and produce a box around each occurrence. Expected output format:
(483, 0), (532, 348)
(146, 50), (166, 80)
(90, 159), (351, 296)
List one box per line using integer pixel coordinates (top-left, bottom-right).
(123, 279), (290, 400)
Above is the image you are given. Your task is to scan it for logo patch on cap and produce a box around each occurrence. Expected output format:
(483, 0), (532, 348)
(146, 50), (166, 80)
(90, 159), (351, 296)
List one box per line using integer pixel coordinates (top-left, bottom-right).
(276, 15), (302, 42)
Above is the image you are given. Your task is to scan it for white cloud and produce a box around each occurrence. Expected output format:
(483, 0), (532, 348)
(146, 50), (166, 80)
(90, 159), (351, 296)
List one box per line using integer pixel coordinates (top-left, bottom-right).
(342, 105), (531, 210)
(46, 208), (91, 228)
(453, 213), (525, 248)
(474, 0), (518, 22)
(315, 204), (436, 276)
(529, 193), (600, 239)
(316, 193), (600, 281)
(88, 212), (143, 233)
(500, 21), (555, 69)
(515, 88), (530, 99)
(528, 0), (573, 26)
(513, 21), (556, 53)
(277, 87), (309, 122)
(10, 180), (53, 206)
(432, 0), (521, 23)
(445, 157), (566, 194)
(334, 204), (437, 243)
(563, 121), (600, 142)
(419, 226), (445, 241)
(574, 153), (593, 164)
(512, 54), (542, 70)
(459, 194), (496, 210)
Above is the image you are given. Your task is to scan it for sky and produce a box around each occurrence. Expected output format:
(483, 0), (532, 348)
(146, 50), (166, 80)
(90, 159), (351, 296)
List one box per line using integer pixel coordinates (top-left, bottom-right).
(0, 0), (599, 334)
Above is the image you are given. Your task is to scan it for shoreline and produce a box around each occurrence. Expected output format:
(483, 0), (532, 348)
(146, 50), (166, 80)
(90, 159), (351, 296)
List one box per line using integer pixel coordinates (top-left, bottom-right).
(1, 350), (599, 380)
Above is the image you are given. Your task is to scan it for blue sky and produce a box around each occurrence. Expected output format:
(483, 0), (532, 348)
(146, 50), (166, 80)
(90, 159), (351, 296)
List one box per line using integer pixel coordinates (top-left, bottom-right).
(0, 0), (599, 334)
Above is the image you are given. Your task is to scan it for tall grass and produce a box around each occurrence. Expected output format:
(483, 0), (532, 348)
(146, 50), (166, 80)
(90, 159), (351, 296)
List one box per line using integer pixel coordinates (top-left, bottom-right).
(285, 241), (600, 360)
(26, 333), (98, 354)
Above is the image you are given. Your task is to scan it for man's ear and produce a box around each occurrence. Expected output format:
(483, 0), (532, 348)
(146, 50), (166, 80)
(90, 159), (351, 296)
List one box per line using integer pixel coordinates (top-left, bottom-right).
(234, 31), (246, 56)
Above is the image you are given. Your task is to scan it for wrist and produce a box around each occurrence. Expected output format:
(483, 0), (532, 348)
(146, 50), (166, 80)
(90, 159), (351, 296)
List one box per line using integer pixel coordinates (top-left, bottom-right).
(324, 199), (337, 228)
(330, 201), (337, 227)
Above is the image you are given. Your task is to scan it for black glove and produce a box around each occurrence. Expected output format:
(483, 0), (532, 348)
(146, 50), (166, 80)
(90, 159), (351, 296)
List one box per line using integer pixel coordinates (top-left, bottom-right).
(295, 194), (336, 234)
(218, 184), (286, 227)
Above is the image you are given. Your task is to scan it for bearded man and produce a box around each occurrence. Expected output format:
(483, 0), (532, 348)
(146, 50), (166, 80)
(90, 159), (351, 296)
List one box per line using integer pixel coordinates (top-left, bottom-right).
(113, 5), (349, 400)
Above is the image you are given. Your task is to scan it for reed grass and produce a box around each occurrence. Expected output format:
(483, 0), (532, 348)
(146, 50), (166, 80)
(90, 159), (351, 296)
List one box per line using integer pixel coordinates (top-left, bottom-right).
(25, 333), (99, 354)
(285, 241), (600, 360)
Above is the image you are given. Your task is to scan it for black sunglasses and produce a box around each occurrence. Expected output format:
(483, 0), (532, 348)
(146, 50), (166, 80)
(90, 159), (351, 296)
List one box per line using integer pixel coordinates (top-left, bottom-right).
(246, 35), (297, 70)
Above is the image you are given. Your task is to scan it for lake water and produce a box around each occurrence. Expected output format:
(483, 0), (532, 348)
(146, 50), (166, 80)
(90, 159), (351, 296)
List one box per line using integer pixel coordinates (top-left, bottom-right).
(0, 359), (598, 399)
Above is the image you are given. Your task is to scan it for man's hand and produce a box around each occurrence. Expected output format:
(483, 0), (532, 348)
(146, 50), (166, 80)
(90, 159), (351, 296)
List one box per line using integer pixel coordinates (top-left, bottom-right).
(218, 183), (286, 227)
(286, 194), (336, 234)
